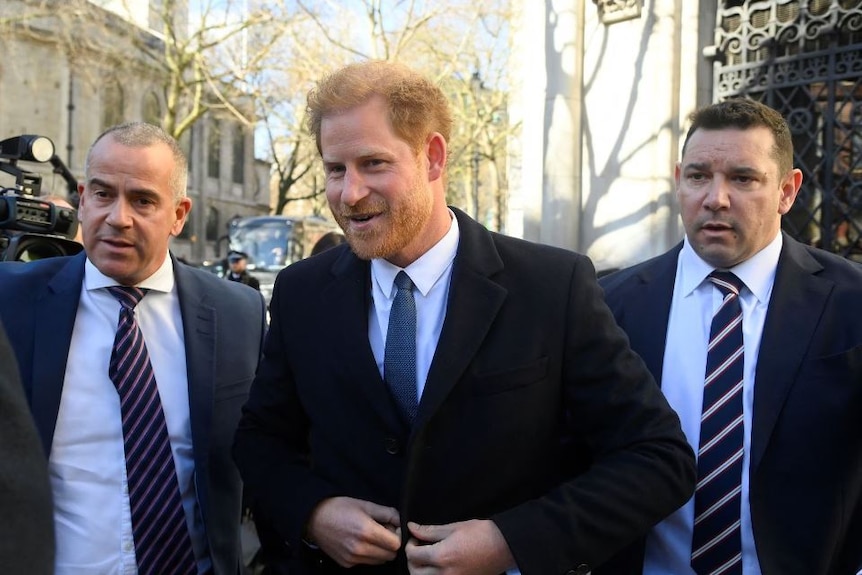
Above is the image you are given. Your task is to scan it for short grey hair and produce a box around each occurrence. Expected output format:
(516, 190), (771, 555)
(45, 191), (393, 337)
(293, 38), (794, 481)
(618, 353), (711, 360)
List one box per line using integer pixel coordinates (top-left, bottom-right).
(86, 122), (188, 201)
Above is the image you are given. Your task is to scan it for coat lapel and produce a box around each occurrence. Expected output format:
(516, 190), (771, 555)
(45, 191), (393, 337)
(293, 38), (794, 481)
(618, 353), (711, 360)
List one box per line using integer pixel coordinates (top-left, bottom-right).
(31, 253), (85, 454)
(413, 209), (506, 430)
(174, 259), (217, 507)
(750, 236), (831, 473)
(325, 249), (406, 432)
(618, 247), (680, 386)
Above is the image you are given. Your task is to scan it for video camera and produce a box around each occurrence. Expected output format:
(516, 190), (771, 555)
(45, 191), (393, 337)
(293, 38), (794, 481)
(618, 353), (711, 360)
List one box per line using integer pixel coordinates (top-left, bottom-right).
(0, 135), (83, 261)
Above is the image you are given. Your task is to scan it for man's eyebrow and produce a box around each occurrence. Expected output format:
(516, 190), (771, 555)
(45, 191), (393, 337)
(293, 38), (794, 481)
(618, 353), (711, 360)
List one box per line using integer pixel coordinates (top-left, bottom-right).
(87, 177), (115, 189)
(726, 165), (764, 176)
(681, 161), (712, 171)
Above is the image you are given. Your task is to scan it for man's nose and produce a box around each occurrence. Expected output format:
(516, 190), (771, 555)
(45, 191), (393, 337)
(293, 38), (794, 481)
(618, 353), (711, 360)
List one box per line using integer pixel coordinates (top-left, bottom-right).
(703, 177), (731, 210)
(340, 168), (368, 206)
(106, 198), (133, 227)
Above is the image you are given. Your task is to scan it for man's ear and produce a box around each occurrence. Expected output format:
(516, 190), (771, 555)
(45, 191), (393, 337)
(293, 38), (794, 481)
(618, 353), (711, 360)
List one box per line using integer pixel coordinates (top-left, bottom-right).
(425, 133), (447, 182)
(778, 168), (803, 215)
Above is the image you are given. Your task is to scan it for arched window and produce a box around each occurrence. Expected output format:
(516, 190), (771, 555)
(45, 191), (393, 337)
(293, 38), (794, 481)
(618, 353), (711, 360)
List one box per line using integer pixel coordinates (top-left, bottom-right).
(232, 124), (245, 184)
(102, 81), (124, 129)
(208, 121), (221, 179)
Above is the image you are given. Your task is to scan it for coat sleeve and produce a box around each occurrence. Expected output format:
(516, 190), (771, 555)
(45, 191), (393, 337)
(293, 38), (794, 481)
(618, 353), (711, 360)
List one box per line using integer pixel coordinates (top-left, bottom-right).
(232, 273), (341, 550)
(491, 256), (696, 574)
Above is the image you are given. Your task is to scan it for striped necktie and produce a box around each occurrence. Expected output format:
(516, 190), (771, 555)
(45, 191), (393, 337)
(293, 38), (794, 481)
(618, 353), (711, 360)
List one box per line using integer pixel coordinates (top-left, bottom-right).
(691, 271), (745, 575)
(384, 271), (418, 422)
(108, 286), (196, 575)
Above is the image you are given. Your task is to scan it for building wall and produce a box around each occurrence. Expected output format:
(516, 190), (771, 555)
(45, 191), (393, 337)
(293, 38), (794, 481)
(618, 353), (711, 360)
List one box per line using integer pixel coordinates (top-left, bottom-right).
(0, 0), (269, 264)
(510, 0), (717, 272)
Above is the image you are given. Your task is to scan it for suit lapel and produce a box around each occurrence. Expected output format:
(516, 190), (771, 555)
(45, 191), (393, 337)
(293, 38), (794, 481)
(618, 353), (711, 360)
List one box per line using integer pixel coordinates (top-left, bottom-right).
(750, 236), (831, 473)
(618, 248), (680, 386)
(174, 259), (216, 505)
(413, 209), (506, 430)
(31, 254), (84, 454)
(326, 250), (406, 431)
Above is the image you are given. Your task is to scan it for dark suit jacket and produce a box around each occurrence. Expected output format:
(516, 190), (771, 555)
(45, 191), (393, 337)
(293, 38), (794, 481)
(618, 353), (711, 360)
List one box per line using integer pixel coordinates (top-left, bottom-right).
(0, 252), (267, 575)
(598, 233), (862, 575)
(0, 317), (54, 575)
(234, 208), (696, 575)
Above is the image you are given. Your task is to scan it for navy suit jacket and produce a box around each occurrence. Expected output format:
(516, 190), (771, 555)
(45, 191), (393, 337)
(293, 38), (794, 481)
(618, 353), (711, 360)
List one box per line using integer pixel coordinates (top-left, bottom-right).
(235, 207), (696, 575)
(0, 251), (267, 574)
(598, 233), (862, 575)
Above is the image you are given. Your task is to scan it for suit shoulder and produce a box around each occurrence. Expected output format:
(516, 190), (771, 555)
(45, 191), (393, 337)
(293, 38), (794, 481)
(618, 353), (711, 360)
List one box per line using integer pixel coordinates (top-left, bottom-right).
(276, 243), (348, 280)
(598, 252), (667, 292)
(804, 244), (862, 278)
(177, 262), (263, 307)
(0, 256), (72, 286)
(489, 230), (591, 270)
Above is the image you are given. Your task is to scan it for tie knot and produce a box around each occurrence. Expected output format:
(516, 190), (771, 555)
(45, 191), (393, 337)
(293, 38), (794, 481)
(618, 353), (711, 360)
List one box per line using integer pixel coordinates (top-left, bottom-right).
(394, 271), (414, 292)
(107, 286), (148, 310)
(708, 271), (744, 297)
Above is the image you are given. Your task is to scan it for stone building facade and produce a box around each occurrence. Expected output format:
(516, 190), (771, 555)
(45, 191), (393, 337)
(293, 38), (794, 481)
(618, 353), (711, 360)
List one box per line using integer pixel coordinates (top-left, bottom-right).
(0, 0), (271, 263)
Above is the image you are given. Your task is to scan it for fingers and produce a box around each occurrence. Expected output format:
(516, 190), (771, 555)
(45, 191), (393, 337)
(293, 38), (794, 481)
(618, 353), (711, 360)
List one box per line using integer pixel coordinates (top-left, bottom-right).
(306, 496), (402, 567)
(408, 521), (451, 543)
(406, 520), (517, 575)
(361, 498), (402, 530)
(405, 522), (448, 570)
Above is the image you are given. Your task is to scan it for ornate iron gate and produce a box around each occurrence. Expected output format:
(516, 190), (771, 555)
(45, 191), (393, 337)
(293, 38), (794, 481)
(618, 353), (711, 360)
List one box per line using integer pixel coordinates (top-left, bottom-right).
(710, 0), (862, 261)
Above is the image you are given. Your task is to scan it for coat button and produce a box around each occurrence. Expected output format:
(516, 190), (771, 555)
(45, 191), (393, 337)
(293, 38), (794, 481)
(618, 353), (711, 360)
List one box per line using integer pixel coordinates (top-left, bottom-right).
(384, 437), (400, 455)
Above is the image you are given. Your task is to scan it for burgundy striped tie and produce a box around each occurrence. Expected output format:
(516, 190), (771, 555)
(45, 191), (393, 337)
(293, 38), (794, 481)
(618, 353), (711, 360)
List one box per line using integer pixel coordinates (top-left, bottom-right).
(691, 271), (745, 575)
(108, 286), (196, 575)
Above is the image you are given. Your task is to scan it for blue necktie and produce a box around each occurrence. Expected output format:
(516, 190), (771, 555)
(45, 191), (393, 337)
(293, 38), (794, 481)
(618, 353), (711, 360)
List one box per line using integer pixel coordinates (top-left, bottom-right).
(691, 271), (745, 575)
(384, 271), (418, 421)
(108, 287), (196, 575)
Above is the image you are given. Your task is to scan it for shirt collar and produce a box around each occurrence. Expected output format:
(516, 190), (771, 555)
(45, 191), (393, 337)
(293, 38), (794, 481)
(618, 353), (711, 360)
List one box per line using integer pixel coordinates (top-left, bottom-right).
(371, 209), (459, 299)
(84, 250), (175, 294)
(679, 232), (782, 303)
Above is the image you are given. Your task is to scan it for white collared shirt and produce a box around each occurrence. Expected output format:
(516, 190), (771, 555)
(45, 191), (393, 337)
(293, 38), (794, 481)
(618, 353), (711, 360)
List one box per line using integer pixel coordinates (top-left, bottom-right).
(369, 212), (459, 400)
(643, 233), (782, 575)
(50, 253), (210, 574)
(367, 214), (522, 575)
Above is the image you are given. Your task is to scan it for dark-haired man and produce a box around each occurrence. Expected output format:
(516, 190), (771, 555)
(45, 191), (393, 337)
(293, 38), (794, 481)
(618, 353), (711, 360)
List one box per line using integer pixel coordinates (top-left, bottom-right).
(600, 98), (862, 575)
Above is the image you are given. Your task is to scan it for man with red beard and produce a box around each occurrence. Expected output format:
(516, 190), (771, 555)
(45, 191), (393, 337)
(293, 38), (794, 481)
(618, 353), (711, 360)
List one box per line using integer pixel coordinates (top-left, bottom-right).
(234, 60), (695, 575)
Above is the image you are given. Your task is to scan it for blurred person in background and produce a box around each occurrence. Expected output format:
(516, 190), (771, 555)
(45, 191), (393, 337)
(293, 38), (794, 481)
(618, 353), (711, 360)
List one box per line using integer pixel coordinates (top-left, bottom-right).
(226, 250), (261, 291)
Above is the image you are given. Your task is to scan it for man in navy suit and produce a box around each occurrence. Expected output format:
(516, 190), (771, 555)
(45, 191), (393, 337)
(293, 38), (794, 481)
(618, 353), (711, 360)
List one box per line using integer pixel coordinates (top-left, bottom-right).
(0, 122), (266, 573)
(234, 60), (696, 575)
(599, 99), (862, 575)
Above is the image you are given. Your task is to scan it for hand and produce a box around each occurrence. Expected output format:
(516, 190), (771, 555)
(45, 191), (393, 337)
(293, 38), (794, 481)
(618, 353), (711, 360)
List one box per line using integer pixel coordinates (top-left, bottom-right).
(405, 519), (516, 575)
(306, 496), (402, 568)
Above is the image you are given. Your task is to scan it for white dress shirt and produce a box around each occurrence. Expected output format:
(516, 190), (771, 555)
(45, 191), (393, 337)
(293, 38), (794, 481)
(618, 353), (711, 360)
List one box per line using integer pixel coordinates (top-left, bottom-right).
(50, 254), (210, 574)
(642, 233), (783, 575)
(367, 213), (522, 575)
(369, 212), (459, 400)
